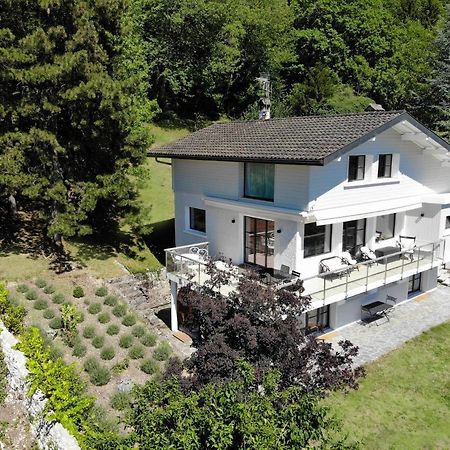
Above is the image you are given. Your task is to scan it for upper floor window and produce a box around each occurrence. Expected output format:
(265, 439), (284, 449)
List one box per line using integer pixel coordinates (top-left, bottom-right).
(189, 207), (206, 233)
(446, 215), (450, 229)
(348, 155), (365, 181)
(304, 223), (332, 257)
(378, 154), (392, 178)
(376, 213), (396, 240)
(244, 163), (274, 201)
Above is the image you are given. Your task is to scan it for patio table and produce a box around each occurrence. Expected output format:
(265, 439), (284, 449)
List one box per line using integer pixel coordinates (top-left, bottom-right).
(375, 246), (401, 264)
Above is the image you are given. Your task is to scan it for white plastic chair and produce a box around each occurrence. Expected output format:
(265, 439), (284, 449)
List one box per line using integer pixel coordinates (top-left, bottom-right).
(396, 236), (416, 262)
(360, 246), (377, 266)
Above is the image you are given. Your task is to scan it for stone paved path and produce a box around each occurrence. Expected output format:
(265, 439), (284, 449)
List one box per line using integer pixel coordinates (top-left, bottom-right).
(326, 285), (450, 366)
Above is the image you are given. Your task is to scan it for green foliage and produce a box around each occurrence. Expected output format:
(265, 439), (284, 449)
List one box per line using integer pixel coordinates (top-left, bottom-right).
(153, 341), (171, 361)
(0, 283), (27, 335)
(141, 332), (157, 347)
(89, 365), (111, 386)
(43, 309), (55, 320)
(0, 349), (7, 404)
(35, 279), (47, 289)
(72, 287), (85, 299)
(25, 290), (38, 301)
(104, 295), (118, 307)
(49, 317), (62, 330)
(121, 314), (136, 327)
(140, 358), (158, 375)
(98, 312), (111, 324)
(43, 285), (55, 295)
(119, 334), (134, 349)
(106, 324), (120, 336)
(84, 357), (100, 374)
(112, 304), (127, 318)
(95, 287), (108, 297)
(131, 324), (145, 338)
(17, 284), (29, 293)
(100, 346), (115, 361)
(82, 326), (96, 339)
(72, 341), (87, 358)
(128, 345), (145, 360)
(88, 303), (102, 315)
(52, 293), (65, 304)
(110, 392), (130, 411)
(33, 298), (48, 310)
(92, 335), (105, 349)
(60, 304), (82, 334)
(112, 358), (129, 374)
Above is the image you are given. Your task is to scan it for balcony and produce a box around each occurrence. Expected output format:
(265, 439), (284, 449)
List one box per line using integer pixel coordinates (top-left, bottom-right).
(165, 241), (444, 309)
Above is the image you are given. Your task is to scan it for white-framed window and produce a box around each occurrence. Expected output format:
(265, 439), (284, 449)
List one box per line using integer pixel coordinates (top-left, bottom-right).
(348, 155), (365, 181)
(304, 223), (332, 257)
(376, 213), (396, 240)
(189, 207), (206, 233)
(378, 154), (393, 178)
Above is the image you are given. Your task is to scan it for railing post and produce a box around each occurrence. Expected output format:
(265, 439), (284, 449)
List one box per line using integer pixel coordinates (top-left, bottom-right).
(345, 270), (349, 298)
(401, 254), (405, 279)
(365, 263), (369, 291)
(431, 243), (435, 268)
(416, 247), (421, 273)
(323, 277), (326, 302)
(384, 257), (388, 285)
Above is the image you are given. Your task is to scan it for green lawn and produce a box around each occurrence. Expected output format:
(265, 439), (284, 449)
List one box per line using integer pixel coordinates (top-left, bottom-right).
(326, 321), (450, 449)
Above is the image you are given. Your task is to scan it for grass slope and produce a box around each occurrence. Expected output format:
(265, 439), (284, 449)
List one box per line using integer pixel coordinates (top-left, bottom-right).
(326, 321), (450, 449)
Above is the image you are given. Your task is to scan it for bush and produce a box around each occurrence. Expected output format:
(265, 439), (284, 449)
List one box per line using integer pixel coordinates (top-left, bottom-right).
(49, 317), (62, 329)
(100, 346), (115, 360)
(43, 309), (55, 320)
(106, 324), (120, 335)
(119, 334), (134, 349)
(104, 295), (118, 307)
(112, 358), (129, 374)
(122, 314), (136, 327)
(72, 341), (87, 358)
(140, 358), (159, 375)
(98, 312), (111, 324)
(129, 345), (145, 360)
(92, 335), (105, 349)
(17, 284), (29, 293)
(25, 290), (38, 301)
(33, 298), (48, 310)
(35, 278), (47, 289)
(141, 333), (157, 347)
(89, 365), (111, 386)
(112, 304), (126, 318)
(153, 342), (172, 361)
(88, 303), (102, 314)
(132, 324), (145, 338)
(83, 325), (96, 339)
(52, 293), (65, 304)
(62, 300), (73, 307)
(84, 357), (100, 374)
(95, 287), (108, 297)
(73, 286), (85, 298)
(110, 392), (130, 411)
(43, 285), (55, 295)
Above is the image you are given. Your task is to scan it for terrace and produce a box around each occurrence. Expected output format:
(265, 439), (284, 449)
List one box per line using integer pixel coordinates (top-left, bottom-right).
(165, 241), (444, 311)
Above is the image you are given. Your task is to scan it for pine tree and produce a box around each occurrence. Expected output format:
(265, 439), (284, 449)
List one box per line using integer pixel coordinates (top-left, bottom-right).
(0, 0), (153, 248)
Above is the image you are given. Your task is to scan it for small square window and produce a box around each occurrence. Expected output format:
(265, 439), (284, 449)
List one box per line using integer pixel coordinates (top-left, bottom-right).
(378, 154), (392, 178)
(189, 208), (206, 233)
(348, 155), (365, 181)
(446, 215), (450, 229)
(244, 163), (274, 201)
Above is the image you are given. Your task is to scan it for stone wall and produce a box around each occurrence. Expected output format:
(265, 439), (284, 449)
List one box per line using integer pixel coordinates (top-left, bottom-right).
(0, 322), (80, 450)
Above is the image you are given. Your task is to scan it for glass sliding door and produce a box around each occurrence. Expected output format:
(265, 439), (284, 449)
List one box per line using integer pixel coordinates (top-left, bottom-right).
(305, 305), (330, 334)
(342, 219), (366, 254)
(244, 216), (274, 269)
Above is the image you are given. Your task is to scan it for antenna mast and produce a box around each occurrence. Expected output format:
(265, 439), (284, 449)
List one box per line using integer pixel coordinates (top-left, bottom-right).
(256, 73), (271, 120)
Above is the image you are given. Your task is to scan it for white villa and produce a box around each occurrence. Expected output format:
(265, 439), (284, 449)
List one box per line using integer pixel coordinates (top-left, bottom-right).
(150, 111), (450, 334)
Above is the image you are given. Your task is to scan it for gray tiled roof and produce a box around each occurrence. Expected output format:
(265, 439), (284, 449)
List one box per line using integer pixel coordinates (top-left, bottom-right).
(149, 111), (406, 165)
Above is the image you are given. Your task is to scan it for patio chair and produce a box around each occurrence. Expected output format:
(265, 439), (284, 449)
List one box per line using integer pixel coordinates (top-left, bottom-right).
(280, 264), (290, 275)
(360, 246), (377, 266)
(396, 235), (416, 262)
(198, 248), (208, 259)
(189, 246), (199, 254)
(320, 256), (351, 279)
(341, 251), (358, 271)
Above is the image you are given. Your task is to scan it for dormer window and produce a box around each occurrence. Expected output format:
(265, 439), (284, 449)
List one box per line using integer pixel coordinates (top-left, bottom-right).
(378, 154), (392, 178)
(348, 155), (365, 181)
(244, 163), (274, 201)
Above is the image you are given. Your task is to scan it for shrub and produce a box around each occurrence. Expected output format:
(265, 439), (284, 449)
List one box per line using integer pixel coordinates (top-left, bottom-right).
(100, 346), (115, 360)
(35, 278), (47, 288)
(84, 357), (100, 374)
(119, 334), (133, 349)
(83, 325), (96, 339)
(88, 303), (101, 314)
(98, 312), (111, 324)
(122, 314), (136, 327)
(140, 358), (159, 375)
(112, 358), (129, 374)
(72, 341), (87, 358)
(62, 331), (79, 348)
(132, 324), (145, 338)
(72, 286), (85, 298)
(0, 283), (27, 335)
(17, 284), (29, 293)
(61, 304), (82, 333)
(62, 300), (73, 307)
(43, 285), (55, 295)
(49, 317), (62, 329)
(92, 335), (105, 349)
(33, 298), (48, 310)
(110, 392), (130, 411)
(43, 309), (55, 320)
(153, 342), (172, 361)
(95, 287), (108, 297)
(129, 345), (145, 360)
(89, 365), (111, 386)
(106, 324), (120, 335)
(25, 290), (38, 301)
(141, 333), (157, 347)
(112, 304), (126, 318)
(104, 295), (118, 307)
(52, 293), (65, 304)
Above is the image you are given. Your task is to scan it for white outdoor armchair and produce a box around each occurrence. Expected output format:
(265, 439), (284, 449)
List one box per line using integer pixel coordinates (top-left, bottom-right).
(396, 235), (416, 262)
(360, 246), (377, 266)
